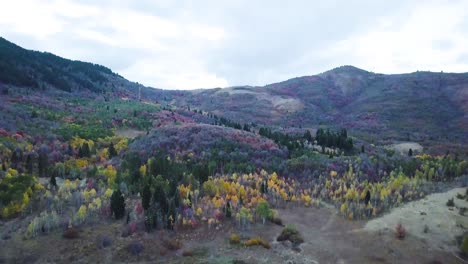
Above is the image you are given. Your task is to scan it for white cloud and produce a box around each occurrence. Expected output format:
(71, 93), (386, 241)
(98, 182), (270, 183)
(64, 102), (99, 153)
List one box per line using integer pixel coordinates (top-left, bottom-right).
(0, 0), (467, 89)
(324, 1), (468, 73)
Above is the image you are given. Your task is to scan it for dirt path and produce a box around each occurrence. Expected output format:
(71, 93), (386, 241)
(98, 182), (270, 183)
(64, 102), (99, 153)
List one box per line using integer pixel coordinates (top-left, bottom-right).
(276, 204), (464, 264)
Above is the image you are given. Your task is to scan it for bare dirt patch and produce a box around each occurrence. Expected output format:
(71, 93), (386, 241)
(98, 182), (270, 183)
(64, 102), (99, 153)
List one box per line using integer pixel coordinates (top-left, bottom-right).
(390, 142), (423, 155)
(365, 188), (468, 252)
(116, 129), (146, 139)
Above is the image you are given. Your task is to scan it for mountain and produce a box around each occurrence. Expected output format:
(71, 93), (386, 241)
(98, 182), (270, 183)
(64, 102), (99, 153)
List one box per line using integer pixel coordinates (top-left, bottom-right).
(175, 66), (468, 144)
(0, 37), (467, 146)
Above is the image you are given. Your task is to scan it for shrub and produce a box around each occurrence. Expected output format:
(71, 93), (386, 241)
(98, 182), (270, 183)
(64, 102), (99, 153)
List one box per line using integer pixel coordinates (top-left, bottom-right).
(244, 237), (270, 249)
(269, 216), (283, 226)
(456, 193), (465, 200)
(163, 238), (182, 251)
(461, 235), (468, 258)
(229, 234), (241, 244)
(63, 227), (80, 239)
(277, 225), (304, 246)
(97, 235), (112, 249)
(183, 247), (214, 257)
(127, 241), (144, 255)
(395, 223), (406, 239)
(447, 198), (455, 207)
(460, 207), (467, 216)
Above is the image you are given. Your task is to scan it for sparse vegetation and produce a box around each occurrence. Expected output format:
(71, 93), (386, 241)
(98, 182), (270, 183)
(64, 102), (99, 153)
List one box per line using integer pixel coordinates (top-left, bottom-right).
(244, 237), (271, 249)
(446, 198), (455, 207)
(395, 223), (406, 240)
(277, 225), (304, 246)
(229, 234), (241, 244)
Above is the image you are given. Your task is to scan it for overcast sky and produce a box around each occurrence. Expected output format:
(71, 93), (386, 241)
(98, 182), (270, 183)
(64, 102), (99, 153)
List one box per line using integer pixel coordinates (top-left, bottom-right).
(1, 0), (467, 89)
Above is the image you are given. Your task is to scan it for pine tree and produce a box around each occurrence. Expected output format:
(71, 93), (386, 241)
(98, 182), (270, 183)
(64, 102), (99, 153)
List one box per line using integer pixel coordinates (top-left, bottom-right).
(141, 184), (151, 211)
(50, 174), (57, 188)
(38, 152), (48, 177)
(111, 189), (126, 219)
(108, 142), (117, 158)
(408, 148), (413, 157)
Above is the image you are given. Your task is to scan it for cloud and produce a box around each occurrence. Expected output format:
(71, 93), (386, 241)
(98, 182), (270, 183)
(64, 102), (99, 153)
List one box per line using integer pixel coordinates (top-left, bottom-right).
(0, 0), (467, 89)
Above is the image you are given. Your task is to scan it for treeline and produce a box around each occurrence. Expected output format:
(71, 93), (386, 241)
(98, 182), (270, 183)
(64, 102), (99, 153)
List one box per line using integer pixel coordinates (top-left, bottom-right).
(259, 127), (311, 151)
(0, 37), (115, 92)
(316, 128), (353, 151)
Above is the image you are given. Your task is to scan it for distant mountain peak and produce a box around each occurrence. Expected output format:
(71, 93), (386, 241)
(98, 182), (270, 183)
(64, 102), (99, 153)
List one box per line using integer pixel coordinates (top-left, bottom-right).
(321, 65), (371, 75)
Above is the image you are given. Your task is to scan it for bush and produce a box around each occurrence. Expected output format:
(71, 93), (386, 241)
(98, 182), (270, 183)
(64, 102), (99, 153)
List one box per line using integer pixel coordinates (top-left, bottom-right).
(244, 237), (270, 249)
(229, 234), (241, 244)
(63, 227), (80, 239)
(127, 241), (144, 255)
(395, 223), (406, 240)
(277, 225), (304, 246)
(162, 238), (182, 251)
(447, 198), (455, 207)
(181, 247), (209, 257)
(97, 235), (112, 249)
(269, 216), (283, 226)
(461, 235), (468, 258)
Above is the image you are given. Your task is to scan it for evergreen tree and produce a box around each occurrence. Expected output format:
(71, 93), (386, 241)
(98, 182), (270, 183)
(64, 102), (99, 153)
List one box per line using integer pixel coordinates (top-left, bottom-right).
(111, 189), (126, 219)
(26, 154), (34, 174)
(361, 145), (365, 153)
(141, 183), (151, 211)
(408, 148), (413, 157)
(38, 152), (48, 177)
(108, 142), (117, 158)
(50, 174), (57, 188)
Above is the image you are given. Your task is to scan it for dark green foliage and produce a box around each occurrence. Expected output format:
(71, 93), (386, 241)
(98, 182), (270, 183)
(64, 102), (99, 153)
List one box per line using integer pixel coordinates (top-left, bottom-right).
(277, 225), (304, 246)
(78, 143), (90, 158)
(111, 189), (125, 219)
(31, 110), (38, 118)
(408, 148), (413, 157)
(447, 198), (455, 207)
(0, 37), (116, 92)
(316, 128), (353, 151)
(38, 152), (48, 177)
(141, 183), (151, 211)
(0, 174), (35, 207)
(108, 142), (117, 158)
(56, 123), (113, 141)
(461, 234), (468, 257)
(50, 174), (57, 187)
(225, 201), (232, 218)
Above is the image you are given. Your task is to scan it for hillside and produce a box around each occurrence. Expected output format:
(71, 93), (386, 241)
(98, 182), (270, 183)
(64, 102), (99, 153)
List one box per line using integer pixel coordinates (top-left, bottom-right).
(1, 37), (467, 148)
(175, 66), (468, 145)
(0, 38), (468, 263)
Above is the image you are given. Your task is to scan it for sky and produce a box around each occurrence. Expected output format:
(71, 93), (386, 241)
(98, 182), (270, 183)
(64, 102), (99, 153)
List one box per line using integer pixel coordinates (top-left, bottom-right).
(1, 0), (468, 90)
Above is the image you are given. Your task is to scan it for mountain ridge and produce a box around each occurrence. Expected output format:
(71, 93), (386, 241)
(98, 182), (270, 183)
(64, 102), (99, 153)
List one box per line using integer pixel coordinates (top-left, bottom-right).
(0, 37), (467, 146)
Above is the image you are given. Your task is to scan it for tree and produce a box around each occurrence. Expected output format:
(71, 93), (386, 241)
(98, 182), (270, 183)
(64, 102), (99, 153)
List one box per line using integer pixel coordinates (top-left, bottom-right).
(141, 183), (151, 211)
(408, 148), (413, 157)
(361, 145), (365, 153)
(108, 142), (117, 158)
(225, 201), (232, 218)
(50, 174), (57, 188)
(111, 189), (125, 219)
(257, 201), (271, 224)
(79, 143), (90, 158)
(38, 152), (48, 177)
